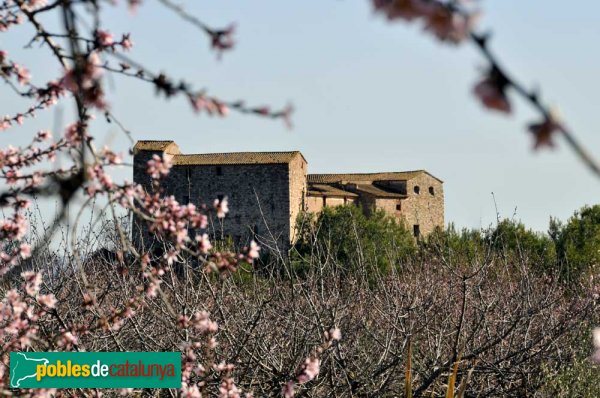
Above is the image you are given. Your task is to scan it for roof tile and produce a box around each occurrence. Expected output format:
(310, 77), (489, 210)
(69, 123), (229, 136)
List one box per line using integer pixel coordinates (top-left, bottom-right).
(308, 184), (358, 198)
(171, 151), (301, 165)
(307, 171), (442, 183)
(133, 140), (180, 154)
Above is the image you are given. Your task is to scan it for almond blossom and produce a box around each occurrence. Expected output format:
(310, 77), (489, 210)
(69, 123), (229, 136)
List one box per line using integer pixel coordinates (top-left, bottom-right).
(473, 71), (511, 113)
(214, 196), (229, 218)
(593, 327), (600, 364)
(96, 30), (114, 47)
(528, 113), (561, 150)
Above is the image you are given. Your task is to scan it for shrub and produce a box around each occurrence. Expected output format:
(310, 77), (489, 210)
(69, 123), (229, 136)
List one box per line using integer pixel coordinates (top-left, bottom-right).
(551, 205), (600, 282)
(292, 205), (416, 275)
(420, 223), (486, 267)
(485, 218), (557, 271)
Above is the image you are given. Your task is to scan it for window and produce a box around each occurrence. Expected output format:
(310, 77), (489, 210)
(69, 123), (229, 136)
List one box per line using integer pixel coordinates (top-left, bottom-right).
(413, 224), (420, 238)
(414, 186), (420, 194)
(216, 166), (223, 176)
(396, 203), (401, 211)
(429, 186), (435, 196)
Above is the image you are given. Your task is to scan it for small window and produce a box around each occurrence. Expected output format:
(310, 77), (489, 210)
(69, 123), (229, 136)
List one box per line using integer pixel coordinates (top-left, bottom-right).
(216, 166), (223, 176)
(414, 186), (420, 194)
(396, 203), (401, 211)
(413, 224), (420, 238)
(429, 186), (435, 196)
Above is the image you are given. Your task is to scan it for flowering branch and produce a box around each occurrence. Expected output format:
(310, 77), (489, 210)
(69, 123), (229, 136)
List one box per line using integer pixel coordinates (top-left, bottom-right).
(372, 0), (600, 179)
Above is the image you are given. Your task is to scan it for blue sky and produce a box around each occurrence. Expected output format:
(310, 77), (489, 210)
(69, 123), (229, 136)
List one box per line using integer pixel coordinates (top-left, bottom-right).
(2, 0), (600, 232)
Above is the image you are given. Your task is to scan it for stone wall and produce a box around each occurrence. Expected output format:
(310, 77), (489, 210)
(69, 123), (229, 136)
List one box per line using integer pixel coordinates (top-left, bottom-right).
(133, 151), (295, 251)
(305, 196), (354, 214)
(133, 143), (445, 251)
(400, 173), (444, 237)
(306, 196), (324, 214)
(132, 149), (165, 250)
(288, 155), (307, 242)
(374, 198), (403, 220)
(171, 163), (291, 249)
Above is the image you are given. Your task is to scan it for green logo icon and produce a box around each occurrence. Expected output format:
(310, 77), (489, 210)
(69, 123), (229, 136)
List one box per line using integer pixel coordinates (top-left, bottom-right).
(9, 352), (181, 389)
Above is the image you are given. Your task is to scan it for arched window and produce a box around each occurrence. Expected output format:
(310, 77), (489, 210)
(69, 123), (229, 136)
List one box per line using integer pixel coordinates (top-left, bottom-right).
(429, 186), (435, 195)
(414, 185), (420, 194)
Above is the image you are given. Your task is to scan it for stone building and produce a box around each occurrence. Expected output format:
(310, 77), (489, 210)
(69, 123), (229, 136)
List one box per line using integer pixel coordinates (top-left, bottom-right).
(133, 140), (444, 251)
(133, 140), (307, 251)
(306, 171), (444, 237)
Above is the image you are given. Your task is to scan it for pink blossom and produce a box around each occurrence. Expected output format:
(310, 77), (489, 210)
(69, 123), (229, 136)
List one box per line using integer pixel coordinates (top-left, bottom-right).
(528, 114), (560, 150)
(0, 117), (11, 131)
(102, 146), (123, 164)
(100, 172), (114, 189)
(328, 327), (342, 341)
(593, 327), (600, 364)
(37, 294), (57, 308)
(248, 240), (260, 260)
(181, 385), (202, 398)
(473, 74), (511, 114)
(146, 154), (172, 179)
(121, 33), (134, 50)
(190, 95), (208, 113)
(372, 0), (431, 21)
(214, 197), (229, 218)
(14, 64), (30, 85)
(192, 311), (218, 334)
(297, 357), (320, 384)
(22, 0), (48, 11)
(423, 4), (478, 44)
(36, 130), (52, 142)
(22, 271), (41, 296)
(15, 114), (24, 125)
(196, 233), (212, 254)
(215, 101), (229, 116)
(19, 243), (32, 259)
(283, 381), (295, 398)
(64, 122), (83, 145)
(164, 250), (178, 266)
(96, 30), (114, 47)
(58, 331), (78, 346)
(210, 24), (236, 54)
(128, 0), (143, 14)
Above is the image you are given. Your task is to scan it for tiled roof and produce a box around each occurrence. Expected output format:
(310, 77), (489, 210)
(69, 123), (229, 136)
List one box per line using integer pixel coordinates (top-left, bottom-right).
(355, 184), (406, 199)
(171, 151), (302, 165)
(134, 141), (305, 165)
(308, 184), (358, 198)
(307, 171), (443, 183)
(133, 140), (180, 154)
